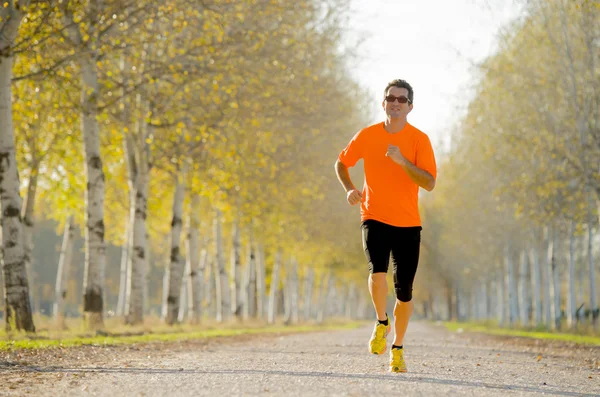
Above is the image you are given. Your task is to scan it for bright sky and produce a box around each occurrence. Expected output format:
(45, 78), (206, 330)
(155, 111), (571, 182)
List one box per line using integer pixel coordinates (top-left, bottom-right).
(345, 0), (523, 152)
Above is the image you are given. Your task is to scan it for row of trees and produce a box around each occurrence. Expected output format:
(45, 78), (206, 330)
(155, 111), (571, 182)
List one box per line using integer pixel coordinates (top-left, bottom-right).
(1, 0), (373, 332)
(419, 0), (599, 331)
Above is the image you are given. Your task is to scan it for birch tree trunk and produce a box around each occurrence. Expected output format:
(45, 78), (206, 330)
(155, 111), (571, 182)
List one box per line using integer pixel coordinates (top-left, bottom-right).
(161, 267), (168, 319)
(214, 209), (230, 322)
(186, 195), (201, 323)
(0, 270), (3, 322)
(316, 273), (330, 324)
(243, 242), (256, 320)
(586, 210), (598, 327)
(283, 259), (291, 324)
(22, 163), (38, 313)
(303, 268), (314, 321)
(505, 246), (518, 327)
(267, 250), (281, 324)
(205, 252), (215, 319)
(79, 54), (106, 329)
(577, 236), (585, 323)
(497, 272), (505, 327)
(255, 243), (266, 319)
(230, 220), (242, 318)
(54, 215), (74, 328)
(125, 156), (149, 325)
(165, 165), (186, 325)
(551, 228), (561, 330)
(543, 227), (553, 328)
(116, 228), (130, 317)
(530, 234), (543, 327)
(518, 250), (530, 326)
(178, 258), (190, 323)
(0, 4), (35, 331)
(567, 219), (577, 329)
(290, 259), (299, 324)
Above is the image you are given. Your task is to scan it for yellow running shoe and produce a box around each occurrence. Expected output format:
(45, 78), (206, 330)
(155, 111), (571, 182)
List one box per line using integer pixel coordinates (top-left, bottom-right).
(389, 347), (407, 373)
(368, 322), (390, 355)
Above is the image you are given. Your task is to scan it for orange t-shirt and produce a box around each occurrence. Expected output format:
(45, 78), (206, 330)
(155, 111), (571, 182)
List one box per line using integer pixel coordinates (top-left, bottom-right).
(338, 122), (437, 227)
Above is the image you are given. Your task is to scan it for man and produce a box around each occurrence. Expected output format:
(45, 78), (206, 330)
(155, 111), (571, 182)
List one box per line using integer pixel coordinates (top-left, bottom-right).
(334, 79), (436, 373)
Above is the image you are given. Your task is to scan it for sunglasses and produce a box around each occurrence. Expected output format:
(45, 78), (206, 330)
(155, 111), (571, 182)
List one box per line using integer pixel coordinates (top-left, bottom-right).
(385, 95), (411, 104)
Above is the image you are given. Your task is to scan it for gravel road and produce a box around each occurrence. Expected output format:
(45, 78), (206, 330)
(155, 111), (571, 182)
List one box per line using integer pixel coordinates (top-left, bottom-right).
(1, 321), (599, 396)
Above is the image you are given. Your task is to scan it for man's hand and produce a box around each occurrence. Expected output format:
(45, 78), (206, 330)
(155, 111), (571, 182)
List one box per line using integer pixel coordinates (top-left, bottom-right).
(346, 189), (362, 206)
(386, 144), (408, 166)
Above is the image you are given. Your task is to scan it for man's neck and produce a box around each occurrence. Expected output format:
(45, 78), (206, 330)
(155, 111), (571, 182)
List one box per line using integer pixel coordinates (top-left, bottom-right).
(384, 117), (408, 134)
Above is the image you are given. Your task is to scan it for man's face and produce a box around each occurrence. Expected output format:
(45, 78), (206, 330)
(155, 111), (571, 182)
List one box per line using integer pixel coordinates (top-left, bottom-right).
(382, 87), (412, 119)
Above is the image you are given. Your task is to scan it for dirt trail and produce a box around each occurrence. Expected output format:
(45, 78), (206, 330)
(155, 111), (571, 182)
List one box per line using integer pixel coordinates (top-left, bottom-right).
(1, 321), (598, 396)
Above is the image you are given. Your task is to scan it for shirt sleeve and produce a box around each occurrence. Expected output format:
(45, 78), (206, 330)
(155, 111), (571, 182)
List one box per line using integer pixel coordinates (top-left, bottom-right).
(415, 133), (437, 180)
(337, 129), (364, 168)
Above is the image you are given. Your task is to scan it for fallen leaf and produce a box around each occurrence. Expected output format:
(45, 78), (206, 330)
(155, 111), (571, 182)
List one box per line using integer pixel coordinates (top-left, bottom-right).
(536, 354), (543, 362)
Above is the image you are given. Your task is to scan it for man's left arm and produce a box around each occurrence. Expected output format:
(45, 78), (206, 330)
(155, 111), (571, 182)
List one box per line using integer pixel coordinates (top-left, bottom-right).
(386, 145), (436, 191)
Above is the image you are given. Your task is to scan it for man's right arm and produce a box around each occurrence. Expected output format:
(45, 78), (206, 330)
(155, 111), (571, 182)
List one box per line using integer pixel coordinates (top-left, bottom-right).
(335, 159), (362, 206)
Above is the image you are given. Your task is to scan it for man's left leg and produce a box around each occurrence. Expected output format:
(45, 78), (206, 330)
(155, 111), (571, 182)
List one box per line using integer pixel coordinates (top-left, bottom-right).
(389, 226), (421, 373)
(392, 299), (413, 347)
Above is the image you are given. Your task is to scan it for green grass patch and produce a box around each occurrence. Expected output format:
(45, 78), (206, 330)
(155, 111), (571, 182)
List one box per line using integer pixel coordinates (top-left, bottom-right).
(0, 321), (365, 351)
(443, 321), (600, 346)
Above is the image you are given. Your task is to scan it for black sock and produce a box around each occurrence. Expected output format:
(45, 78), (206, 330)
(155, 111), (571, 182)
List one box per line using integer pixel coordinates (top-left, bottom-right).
(392, 345), (403, 350)
(377, 314), (388, 326)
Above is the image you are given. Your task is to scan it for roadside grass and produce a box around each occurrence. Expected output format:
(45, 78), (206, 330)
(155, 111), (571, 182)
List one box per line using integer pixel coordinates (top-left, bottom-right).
(443, 321), (600, 346)
(0, 315), (366, 351)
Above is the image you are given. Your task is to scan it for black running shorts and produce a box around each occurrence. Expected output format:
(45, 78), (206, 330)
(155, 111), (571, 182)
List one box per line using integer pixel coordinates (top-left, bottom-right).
(361, 219), (421, 302)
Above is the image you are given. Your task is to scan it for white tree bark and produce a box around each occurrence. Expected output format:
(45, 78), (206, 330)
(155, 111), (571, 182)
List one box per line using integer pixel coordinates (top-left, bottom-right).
(303, 268), (315, 321)
(255, 243), (266, 319)
(505, 246), (518, 327)
(230, 220), (242, 318)
(116, 227), (130, 317)
(243, 241), (256, 320)
(316, 273), (331, 324)
(22, 163), (38, 313)
(214, 209), (230, 322)
(544, 226), (561, 330)
(60, 1), (107, 329)
(165, 165), (187, 325)
(551, 228), (561, 330)
(530, 235), (543, 327)
(586, 211), (597, 326)
(0, 4), (35, 331)
(497, 272), (505, 327)
(193, 248), (207, 322)
(567, 219), (577, 329)
(186, 195), (201, 323)
(267, 250), (281, 324)
(161, 266), (169, 320)
(79, 55), (107, 329)
(518, 250), (530, 326)
(177, 258), (190, 323)
(125, 156), (149, 325)
(205, 252), (215, 318)
(576, 235), (585, 322)
(289, 258), (300, 324)
(543, 227), (553, 328)
(54, 215), (74, 328)
(283, 259), (292, 324)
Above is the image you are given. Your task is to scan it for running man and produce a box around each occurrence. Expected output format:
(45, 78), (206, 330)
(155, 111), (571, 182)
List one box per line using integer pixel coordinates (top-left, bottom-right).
(334, 79), (436, 373)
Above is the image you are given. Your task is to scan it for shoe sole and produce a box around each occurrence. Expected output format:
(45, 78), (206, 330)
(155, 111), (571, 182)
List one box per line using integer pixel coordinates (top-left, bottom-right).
(369, 325), (390, 355)
(389, 366), (407, 373)
(369, 341), (386, 355)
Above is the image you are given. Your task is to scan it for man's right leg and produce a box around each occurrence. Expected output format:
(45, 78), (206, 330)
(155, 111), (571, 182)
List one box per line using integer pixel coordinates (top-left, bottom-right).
(362, 220), (391, 354)
(369, 273), (388, 321)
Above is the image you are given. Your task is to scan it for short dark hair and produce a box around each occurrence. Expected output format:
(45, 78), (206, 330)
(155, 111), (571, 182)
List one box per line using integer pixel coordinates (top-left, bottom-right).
(384, 79), (413, 104)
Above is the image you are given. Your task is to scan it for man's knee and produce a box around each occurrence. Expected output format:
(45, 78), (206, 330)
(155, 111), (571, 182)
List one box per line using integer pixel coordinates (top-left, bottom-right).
(394, 286), (412, 302)
(369, 273), (387, 288)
